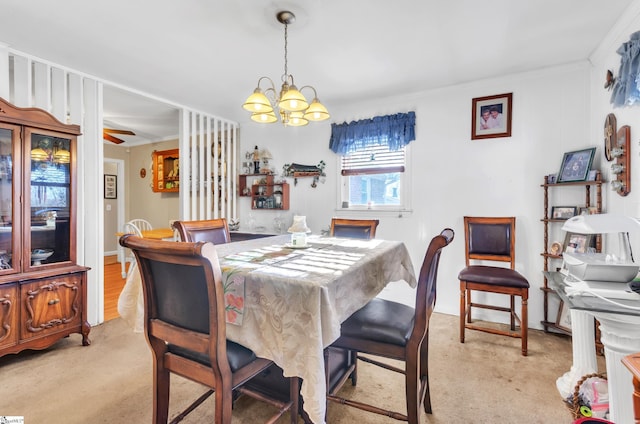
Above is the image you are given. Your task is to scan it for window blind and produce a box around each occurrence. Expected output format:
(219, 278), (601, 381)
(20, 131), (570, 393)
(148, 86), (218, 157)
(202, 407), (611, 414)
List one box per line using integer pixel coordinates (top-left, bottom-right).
(341, 144), (405, 176)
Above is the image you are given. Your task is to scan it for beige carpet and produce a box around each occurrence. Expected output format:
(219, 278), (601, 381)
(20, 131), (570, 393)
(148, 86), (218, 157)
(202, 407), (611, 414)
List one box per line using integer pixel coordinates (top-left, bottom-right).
(0, 313), (587, 423)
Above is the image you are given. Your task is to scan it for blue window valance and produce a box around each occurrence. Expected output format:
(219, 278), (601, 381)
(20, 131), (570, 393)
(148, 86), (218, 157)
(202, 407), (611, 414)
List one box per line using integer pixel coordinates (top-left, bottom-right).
(329, 111), (416, 155)
(611, 31), (640, 107)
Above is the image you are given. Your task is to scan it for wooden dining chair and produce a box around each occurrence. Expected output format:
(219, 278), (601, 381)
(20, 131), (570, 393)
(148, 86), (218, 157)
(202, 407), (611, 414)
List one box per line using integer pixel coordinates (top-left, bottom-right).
(329, 218), (379, 239)
(458, 216), (529, 356)
(172, 218), (231, 244)
(119, 235), (299, 424)
(327, 228), (454, 424)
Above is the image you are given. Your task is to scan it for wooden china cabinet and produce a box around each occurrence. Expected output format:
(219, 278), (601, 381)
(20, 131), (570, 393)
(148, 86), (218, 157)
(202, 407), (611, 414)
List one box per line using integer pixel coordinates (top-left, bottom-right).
(0, 97), (90, 358)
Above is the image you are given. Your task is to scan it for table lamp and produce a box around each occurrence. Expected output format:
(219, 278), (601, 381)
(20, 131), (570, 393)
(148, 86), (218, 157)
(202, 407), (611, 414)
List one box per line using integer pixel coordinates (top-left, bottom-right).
(287, 215), (311, 246)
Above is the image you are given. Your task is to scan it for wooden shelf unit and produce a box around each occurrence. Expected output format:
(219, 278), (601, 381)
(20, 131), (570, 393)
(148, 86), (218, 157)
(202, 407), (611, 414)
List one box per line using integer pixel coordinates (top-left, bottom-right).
(540, 174), (604, 353)
(239, 174), (290, 210)
(152, 148), (179, 192)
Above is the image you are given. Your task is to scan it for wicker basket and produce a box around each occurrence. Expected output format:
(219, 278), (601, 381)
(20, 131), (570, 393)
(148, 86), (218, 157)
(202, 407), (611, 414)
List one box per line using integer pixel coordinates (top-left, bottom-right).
(568, 372), (607, 420)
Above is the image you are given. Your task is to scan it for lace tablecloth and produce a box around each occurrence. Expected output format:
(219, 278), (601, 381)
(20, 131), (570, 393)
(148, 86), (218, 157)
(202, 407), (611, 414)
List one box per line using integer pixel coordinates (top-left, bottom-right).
(118, 234), (416, 424)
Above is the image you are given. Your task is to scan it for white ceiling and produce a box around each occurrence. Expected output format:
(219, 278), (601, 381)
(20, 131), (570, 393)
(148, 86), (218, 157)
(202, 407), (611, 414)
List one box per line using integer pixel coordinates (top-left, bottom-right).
(0, 0), (636, 146)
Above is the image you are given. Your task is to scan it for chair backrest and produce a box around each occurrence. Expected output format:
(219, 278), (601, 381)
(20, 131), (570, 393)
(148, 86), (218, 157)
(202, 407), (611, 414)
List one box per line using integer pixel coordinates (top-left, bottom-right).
(329, 218), (379, 240)
(411, 228), (455, 341)
(173, 218), (231, 244)
(125, 218), (153, 236)
(118, 235), (231, 374)
(463, 216), (516, 269)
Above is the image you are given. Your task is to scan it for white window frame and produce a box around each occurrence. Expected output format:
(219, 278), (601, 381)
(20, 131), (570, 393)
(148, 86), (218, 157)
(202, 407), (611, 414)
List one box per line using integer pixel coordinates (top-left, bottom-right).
(336, 143), (412, 215)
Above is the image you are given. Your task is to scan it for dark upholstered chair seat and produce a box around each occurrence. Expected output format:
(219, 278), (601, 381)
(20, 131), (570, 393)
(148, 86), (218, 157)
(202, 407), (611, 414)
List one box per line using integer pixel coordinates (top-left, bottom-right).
(340, 298), (415, 346)
(169, 341), (257, 371)
(458, 265), (529, 289)
(119, 235), (299, 424)
(459, 216), (529, 356)
(327, 228), (454, 424)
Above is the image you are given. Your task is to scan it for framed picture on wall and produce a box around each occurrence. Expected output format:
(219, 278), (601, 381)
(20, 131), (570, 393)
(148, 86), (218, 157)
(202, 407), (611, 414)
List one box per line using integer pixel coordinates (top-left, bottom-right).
(104, 174), (117, 199)
(471, 92), (513, 140)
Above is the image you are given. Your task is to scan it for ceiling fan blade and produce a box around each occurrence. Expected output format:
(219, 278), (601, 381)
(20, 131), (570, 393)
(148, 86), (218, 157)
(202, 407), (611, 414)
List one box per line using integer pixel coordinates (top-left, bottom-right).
(103, 133), (125, 144)
(104, 128), (136, 135)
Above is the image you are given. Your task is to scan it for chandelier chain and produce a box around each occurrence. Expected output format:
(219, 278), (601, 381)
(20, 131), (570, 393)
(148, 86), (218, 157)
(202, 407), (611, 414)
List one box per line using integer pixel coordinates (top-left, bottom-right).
(283, 23), (289, 82)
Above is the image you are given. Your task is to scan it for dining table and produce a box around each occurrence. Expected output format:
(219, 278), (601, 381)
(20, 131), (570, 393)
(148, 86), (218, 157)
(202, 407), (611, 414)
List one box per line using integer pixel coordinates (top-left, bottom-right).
(118, 234), (417, 424)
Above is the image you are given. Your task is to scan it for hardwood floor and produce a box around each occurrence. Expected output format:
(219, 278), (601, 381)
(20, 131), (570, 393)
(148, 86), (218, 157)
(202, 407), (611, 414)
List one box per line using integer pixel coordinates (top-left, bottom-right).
(104, 256), (127, 322)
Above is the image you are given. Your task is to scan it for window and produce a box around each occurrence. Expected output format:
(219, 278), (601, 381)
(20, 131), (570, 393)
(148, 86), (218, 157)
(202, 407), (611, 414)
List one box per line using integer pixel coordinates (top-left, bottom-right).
(341, 144), (406, 208)
(330, 112), (415, 210)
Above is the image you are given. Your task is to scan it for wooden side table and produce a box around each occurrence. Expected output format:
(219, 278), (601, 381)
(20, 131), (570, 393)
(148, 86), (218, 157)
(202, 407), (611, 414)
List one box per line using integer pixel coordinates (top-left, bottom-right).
(622, 352), (640, 424)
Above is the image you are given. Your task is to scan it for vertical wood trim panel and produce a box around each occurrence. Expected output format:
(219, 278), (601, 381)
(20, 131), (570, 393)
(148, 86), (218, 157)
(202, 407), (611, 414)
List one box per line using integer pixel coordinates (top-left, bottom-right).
(0, 43), (10, 99)
(82, 78), (104, 325)
(198, 113), (205, 219)
(178, 109), (190, 220)
(233, 124), (237, 220)
(190, 112), (197, 218)
(220, 121), (227, 219)
(205, 117), (212, 219)
(50, 67), (67, 122)
(32, 61), (50, 110)
(11, 55), (30, 106)
(213, 118), (220, 218)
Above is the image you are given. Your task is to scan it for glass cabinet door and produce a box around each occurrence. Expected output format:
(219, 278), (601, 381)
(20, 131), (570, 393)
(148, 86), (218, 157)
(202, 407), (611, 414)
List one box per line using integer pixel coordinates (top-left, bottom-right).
(0, 124), (19, 275)
(26, 129), (73, 269)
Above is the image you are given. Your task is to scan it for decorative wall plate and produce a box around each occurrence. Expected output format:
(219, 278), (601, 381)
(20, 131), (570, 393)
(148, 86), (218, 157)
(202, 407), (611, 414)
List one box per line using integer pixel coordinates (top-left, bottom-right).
(604, 113), (617, 161)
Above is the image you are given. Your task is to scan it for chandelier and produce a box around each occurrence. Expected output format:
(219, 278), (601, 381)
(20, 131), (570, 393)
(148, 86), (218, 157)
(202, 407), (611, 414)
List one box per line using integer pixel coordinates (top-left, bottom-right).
(242, 11), (330, 127)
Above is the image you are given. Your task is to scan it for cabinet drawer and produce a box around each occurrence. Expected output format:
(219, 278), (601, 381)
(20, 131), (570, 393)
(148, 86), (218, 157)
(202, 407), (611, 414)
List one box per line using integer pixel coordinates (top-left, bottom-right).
(0, 284), (18, 349)
(20, 274), (83, 340)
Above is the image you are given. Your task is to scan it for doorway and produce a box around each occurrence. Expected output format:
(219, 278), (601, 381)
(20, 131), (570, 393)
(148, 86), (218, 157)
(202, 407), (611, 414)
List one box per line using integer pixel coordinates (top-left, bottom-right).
(103, 158), (125, 321)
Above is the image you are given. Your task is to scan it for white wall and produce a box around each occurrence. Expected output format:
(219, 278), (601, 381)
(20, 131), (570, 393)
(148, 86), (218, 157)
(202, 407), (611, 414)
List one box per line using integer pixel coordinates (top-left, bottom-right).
(590, 2), (640, 222)
(238, 61), (595, 329)
(127, 139), (180, 228)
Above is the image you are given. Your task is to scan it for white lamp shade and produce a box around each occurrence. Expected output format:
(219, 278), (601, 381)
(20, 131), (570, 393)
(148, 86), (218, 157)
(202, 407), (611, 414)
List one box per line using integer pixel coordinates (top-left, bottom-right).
(279, 85), (309, 112)
(304, 99), (330, 121)
(30, 147), (49, 162)
(53, 149), (70, 163)
(287, 111), (309, 127)
(251, 111), (278, 123)
(243, 89), (274, 113)
(287, 215), (311, 233)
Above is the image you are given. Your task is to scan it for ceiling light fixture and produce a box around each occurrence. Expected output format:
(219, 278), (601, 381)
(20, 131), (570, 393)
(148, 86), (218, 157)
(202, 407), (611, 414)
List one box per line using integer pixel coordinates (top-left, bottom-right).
(242, 11), (330, 127)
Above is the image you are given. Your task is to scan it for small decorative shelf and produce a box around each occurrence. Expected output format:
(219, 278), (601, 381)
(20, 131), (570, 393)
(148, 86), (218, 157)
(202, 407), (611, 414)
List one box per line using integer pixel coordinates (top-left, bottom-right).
(152, 148), (179, 192)
(239, 174), (290, 210)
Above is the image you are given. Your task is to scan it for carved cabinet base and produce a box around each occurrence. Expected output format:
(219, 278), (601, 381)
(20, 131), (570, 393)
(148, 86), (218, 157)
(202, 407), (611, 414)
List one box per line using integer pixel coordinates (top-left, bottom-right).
(0, 266), (90, 358)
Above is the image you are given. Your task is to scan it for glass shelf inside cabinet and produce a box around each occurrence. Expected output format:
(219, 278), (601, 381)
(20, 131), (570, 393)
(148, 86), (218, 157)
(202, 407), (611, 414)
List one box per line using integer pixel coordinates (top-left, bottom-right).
(0, 128), (14, 272)
(29, 133), (72, 266)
